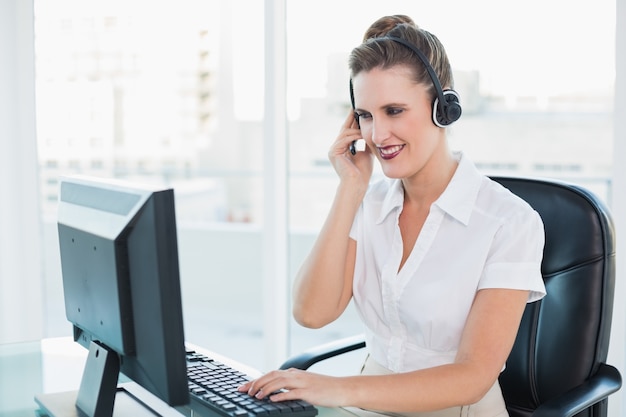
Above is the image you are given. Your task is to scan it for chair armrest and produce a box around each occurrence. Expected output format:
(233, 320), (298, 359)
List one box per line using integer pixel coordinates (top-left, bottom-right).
(533, 363), (622, 417)
(280, 334), (366, 370)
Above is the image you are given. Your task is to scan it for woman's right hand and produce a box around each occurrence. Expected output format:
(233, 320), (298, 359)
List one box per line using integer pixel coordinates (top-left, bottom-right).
(329, 111), (374, 191)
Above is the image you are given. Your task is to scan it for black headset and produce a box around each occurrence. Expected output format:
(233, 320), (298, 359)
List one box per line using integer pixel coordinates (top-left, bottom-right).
(350, 35), (462, 128)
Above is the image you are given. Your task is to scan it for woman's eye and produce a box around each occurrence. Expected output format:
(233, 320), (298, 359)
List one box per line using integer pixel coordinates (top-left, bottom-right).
(356, 112), (372, 120)
(386, 107), (403, 116)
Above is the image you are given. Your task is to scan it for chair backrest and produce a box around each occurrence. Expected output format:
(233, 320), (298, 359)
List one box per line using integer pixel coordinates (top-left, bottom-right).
(494, 177), (617, 417)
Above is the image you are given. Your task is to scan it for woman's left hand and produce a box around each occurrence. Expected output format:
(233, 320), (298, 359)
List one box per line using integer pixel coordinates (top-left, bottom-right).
(237, 368), (347, 408)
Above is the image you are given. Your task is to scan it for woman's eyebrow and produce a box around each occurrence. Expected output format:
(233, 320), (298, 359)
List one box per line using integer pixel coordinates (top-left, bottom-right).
(355, 102), (407, 112)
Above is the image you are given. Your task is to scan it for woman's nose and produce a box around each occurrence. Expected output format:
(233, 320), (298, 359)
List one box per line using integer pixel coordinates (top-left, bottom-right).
(371, 118), (390, 146)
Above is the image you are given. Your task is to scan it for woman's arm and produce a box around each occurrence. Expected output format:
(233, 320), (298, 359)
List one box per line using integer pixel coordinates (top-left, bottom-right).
(292, 187), (360, 328)
(292, 112), (373, 328)
(240, 288), (529, 411)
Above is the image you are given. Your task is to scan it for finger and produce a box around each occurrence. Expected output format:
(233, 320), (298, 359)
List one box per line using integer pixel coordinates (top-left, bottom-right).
(242, 372), (284, 398)
(253, 371), (303, 399)
(268, 389), (300, 403)
(350, 113), (360, 130)
(342, 110), (356, 129)
(254, 380), (288, 399)
(237, 381), (251, 392)
(241, 375), (269, 396)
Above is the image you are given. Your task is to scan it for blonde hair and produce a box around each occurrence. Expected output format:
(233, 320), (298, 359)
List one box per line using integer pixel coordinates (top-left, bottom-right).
(349, 15), (454, 100)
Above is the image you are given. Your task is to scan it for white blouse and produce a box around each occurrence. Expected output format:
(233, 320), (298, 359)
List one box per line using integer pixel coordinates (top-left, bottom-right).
(349, 152), (546, 373)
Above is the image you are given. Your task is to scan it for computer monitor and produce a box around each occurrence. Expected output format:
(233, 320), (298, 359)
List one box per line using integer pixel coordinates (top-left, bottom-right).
(36, 175), (189, 417)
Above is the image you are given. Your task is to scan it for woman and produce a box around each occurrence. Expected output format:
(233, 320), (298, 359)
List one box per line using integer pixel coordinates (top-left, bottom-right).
(239, 15), (546, 417)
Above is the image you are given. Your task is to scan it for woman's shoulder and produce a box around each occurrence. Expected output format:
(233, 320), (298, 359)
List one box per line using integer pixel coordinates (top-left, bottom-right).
(477, 176), (542, 224)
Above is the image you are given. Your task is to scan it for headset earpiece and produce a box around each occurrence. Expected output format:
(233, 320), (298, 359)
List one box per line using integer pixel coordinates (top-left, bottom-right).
(433, 89), (462, 128)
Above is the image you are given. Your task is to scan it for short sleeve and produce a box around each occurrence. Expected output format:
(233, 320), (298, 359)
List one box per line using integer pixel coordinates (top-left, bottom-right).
(479, 207), (546, 303)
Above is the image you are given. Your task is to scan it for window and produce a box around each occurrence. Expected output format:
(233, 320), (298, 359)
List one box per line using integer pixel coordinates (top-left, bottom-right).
(34, 0), (268, 369)
(33, 0), (615, 373)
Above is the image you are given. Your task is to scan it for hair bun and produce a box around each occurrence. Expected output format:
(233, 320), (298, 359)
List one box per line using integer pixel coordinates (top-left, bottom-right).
(362, 15), (416, 41)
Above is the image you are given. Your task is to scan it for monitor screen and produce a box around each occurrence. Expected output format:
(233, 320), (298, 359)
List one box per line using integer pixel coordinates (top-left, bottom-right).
(38, 175), (189, 416)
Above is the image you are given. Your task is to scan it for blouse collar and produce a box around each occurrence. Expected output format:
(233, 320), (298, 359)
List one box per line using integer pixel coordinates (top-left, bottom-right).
(376, 152), (482, 226)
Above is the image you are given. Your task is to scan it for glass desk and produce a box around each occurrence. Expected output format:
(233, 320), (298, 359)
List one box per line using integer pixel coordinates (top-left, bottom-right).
(0, 337), (358, 417)
(0, 338), (91, 417)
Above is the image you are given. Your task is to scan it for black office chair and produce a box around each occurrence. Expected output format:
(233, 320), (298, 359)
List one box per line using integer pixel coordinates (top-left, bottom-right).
(281, 177), (622, 417)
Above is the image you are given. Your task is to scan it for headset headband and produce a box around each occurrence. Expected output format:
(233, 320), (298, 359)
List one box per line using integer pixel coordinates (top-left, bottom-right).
(382, 36), (447, 113)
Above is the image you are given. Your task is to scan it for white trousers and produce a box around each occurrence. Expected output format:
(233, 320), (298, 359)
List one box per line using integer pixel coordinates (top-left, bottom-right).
(343, 355), (509, 417)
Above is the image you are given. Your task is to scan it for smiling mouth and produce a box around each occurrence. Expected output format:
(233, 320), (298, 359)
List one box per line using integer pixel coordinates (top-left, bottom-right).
(378, 144), (405, 160)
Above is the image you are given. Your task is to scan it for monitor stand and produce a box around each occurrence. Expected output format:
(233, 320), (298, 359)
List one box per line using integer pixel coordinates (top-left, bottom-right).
(34, 341), (182, 417)
(36, 383), (185, 417)
(35, 387), (164, 417)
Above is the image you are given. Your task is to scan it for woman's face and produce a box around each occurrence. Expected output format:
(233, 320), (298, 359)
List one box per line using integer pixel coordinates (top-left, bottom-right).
(352, 65), (445, 181)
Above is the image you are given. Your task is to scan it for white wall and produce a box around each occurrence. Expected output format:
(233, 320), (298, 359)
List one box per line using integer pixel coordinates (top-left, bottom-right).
(0, 0), (44, 343)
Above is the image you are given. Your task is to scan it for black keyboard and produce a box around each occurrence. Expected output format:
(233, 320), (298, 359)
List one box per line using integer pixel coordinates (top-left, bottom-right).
(186, 350), (319, 417)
